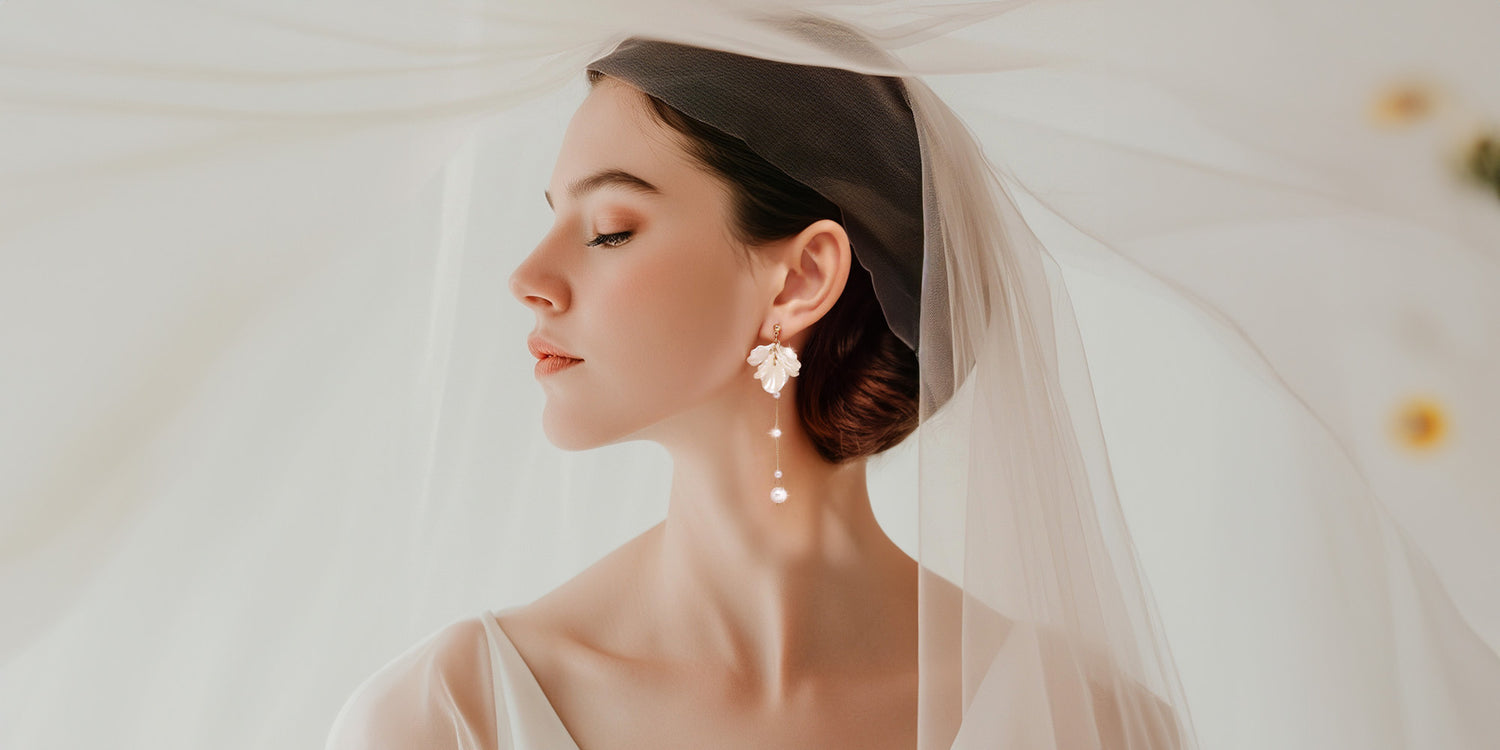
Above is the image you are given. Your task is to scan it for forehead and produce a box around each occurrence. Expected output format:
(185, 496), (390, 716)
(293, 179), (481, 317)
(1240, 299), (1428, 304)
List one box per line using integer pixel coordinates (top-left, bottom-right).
(548, 78), (702, 200)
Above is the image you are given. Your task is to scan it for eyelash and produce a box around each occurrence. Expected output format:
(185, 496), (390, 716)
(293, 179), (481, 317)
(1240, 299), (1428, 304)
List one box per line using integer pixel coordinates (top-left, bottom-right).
(585, 231), (632, 248)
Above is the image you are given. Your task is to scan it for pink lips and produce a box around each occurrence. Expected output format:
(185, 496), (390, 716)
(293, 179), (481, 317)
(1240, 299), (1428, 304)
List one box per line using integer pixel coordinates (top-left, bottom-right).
(528, 332), (582, 378)
(534, 355), (582, 377)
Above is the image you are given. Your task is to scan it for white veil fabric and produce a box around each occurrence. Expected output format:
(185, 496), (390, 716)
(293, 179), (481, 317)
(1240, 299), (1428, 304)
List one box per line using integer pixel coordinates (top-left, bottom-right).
(1, 1), (1496, 749)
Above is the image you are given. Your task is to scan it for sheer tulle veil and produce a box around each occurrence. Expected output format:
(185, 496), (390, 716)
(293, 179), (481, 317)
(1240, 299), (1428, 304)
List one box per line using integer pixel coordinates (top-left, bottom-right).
(1, 1), (1496, 748)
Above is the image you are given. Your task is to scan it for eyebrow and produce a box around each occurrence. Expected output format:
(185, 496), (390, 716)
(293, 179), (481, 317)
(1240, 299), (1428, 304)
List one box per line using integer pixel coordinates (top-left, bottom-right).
(544, 168), (661, 209)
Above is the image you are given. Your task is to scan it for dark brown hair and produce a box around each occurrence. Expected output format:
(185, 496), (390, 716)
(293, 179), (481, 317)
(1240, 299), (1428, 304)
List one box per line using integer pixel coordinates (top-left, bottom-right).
(588, 70), (920, 463)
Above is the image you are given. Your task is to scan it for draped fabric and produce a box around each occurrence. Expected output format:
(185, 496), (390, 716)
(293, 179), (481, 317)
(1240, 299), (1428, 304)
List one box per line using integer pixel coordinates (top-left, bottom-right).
(1, 1), (1496, 748)
(325, 609), (583, 750)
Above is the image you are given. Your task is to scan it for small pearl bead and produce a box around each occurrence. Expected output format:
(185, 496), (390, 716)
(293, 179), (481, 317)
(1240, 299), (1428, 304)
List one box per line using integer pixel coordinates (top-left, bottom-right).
(770, 486), (788, 503)
(774, 470), (782, 478)
(772, 391), (780, 399)
(769, 428), (782, 438)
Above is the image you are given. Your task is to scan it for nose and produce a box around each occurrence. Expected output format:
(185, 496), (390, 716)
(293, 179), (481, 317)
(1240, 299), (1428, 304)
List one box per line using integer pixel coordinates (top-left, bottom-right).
(508, 234), (570, 313)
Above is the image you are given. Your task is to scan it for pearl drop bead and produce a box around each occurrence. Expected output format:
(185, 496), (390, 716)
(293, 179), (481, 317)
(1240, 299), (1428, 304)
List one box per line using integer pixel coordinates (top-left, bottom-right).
(769, 428), (782, 438)
(770, 486), (788, 503)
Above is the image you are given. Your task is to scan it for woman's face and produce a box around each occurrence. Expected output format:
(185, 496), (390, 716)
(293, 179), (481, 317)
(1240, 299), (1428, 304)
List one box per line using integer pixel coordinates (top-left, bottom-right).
(508, 78), (771, 450)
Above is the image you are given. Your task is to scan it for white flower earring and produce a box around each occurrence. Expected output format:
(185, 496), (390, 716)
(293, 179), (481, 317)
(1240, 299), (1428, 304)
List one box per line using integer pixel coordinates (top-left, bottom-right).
(747, 322), (801, 504)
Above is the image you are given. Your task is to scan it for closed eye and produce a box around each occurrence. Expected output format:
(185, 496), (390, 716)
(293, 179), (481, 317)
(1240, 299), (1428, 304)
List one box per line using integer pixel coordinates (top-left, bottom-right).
(585, 231), (632, 248)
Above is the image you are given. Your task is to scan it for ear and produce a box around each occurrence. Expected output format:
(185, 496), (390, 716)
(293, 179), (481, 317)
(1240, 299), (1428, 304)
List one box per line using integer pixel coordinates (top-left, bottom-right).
(761, 218), (852, 343)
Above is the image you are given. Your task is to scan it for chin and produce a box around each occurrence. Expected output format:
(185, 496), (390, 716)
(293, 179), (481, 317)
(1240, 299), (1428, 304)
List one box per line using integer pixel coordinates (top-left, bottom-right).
(540, 420), (597, 452)
(540, 407), (628, 452)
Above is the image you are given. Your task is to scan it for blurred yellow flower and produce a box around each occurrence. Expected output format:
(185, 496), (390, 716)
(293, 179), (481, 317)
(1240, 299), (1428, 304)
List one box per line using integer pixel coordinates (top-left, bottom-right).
(1391, 396), (1449, 453)
(1370, 82), (1438, 128)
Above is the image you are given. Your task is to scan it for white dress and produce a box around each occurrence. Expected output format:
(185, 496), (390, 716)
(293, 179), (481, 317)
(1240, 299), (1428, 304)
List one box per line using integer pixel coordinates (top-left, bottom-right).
(325, 607), (581, 750)
(325, 605), (1173, 749)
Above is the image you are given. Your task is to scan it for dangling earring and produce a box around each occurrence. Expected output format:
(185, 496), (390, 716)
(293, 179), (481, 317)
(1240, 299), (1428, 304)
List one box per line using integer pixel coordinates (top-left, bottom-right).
(747, 323), (801, 504)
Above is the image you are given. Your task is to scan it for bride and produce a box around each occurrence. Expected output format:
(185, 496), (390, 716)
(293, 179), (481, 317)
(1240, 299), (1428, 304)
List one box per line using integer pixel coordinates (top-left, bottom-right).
(326, 24), (1183, 750)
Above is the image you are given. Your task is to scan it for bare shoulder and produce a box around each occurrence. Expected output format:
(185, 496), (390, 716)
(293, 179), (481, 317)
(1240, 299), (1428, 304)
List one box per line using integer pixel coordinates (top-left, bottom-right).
(497, 522), (663, 657)
(325, 616), (497, 750)
(914, 570), (1019, 747)
(1028, 621), (1184, 750)
(1083, 668), (1183, 750)
(921, 575), (1180, 749)
(486, 524), (669, 738)
(920, 570), (1019, 676)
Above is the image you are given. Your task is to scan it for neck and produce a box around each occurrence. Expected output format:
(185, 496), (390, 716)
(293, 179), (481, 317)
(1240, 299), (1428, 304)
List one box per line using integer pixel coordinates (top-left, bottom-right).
(639, 382), (918, 699)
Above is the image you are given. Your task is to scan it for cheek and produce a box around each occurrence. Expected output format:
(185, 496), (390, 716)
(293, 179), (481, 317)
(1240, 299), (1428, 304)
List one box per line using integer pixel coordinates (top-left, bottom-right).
(605, 251), (750, 396)
(537, 235), (758, 449)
